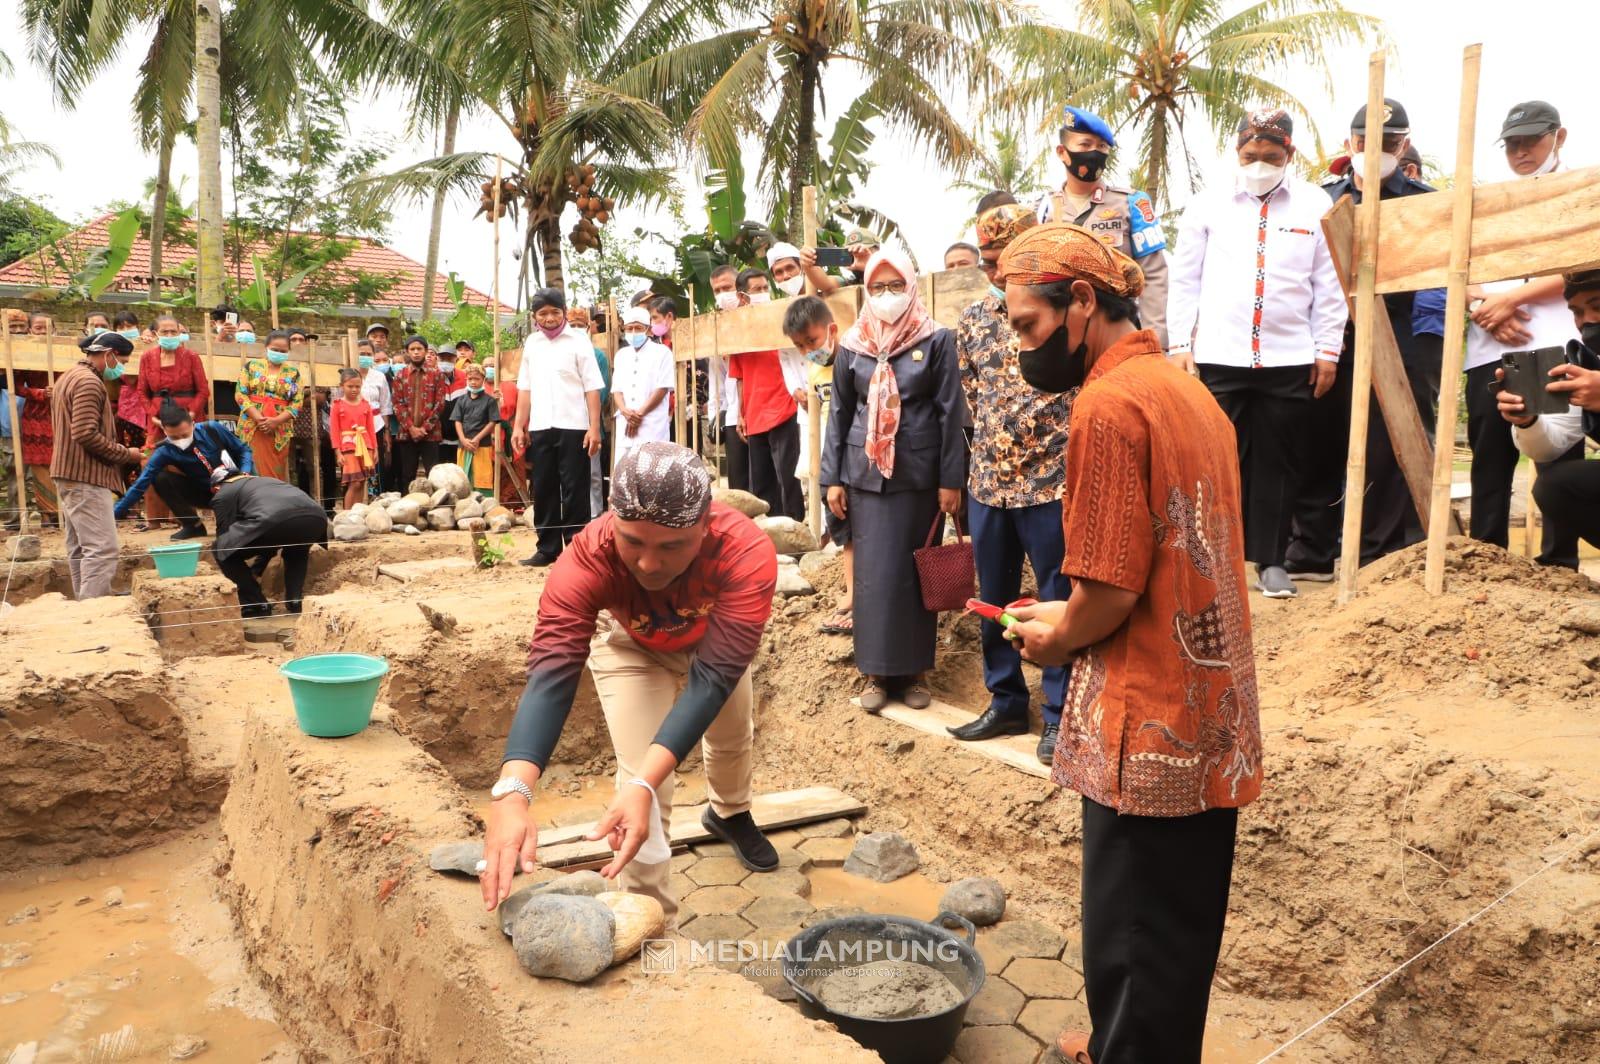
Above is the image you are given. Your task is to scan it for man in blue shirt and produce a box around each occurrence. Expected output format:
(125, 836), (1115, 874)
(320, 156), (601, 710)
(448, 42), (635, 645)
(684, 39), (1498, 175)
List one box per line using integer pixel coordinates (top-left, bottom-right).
(114, 401), (254, 539)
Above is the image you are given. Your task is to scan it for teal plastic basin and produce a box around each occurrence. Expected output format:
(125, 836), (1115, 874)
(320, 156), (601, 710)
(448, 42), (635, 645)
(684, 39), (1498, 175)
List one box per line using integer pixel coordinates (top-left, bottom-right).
(148, 542), (202, 578)
(279, 654), (389, 737)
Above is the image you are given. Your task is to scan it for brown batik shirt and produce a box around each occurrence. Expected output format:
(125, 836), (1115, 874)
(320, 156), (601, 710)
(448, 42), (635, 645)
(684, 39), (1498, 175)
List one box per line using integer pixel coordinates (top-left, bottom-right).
(956, 294), (1073, 509)
(1052, 329), (1263, 816)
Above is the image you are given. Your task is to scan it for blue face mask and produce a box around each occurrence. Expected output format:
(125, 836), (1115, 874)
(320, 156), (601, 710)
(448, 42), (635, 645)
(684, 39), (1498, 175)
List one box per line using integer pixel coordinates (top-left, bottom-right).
(267, 351), (288, 365)
(467, 385), (484, 395)
(236, 331), (257, 345)
(358, 355), (374, 370)
(102, 363), (125, 381)
(626, 332), (648, 349)
(88, 325), (108, 336)
(485, 367), (496, 381)
(177, 332), (190, 344)
(158, 335), (182, 351)
(119, 328), (140, 341)
(805, 345), (834, 367)
(988, 284), (1006, 303)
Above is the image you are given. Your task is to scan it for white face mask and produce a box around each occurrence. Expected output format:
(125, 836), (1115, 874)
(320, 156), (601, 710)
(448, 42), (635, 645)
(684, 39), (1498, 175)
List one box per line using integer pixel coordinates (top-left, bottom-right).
(1239, 160), (1287, 197)
(746, 291), (772, 305)
(1349, 151), (1398, 182)
(714, 290), (740, 311)
(170, 435), (194, 451)
(1530, 151), (1559, 177)
(869, 291), (911, 323)
(775, 275), (805, 297)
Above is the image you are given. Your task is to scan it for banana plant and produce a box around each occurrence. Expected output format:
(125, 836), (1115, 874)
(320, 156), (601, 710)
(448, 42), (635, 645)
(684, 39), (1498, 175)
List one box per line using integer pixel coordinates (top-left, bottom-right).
(28, 206), (141, 300)
(231, 253), (314, 315)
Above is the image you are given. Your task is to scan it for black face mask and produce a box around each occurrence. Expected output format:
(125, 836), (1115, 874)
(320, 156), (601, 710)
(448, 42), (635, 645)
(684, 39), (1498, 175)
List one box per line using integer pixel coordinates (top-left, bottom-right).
(1581, 321), (1600, 355)
(1018, 313), (1089, 394)
(1066, 148), (1109, 183)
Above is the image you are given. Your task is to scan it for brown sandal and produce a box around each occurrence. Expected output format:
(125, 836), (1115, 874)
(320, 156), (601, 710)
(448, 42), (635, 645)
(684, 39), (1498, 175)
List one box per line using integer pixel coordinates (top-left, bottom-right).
(819, 607), (853, 635)
(859, 679), (890, 714)
(1056, 1030), (1094, 1064)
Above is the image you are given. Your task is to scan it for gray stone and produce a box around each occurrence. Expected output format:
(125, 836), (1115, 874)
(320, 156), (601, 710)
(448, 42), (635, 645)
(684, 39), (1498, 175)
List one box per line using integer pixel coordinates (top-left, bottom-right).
(402, 490), (433, 509)
(363, 508), (394, 535)
(454, 496), (486, 522)
(428, 840), (483, 876)
(330, 515), (368, 542)
(498, 871), (610, 936)
(348, 502), (369, 516)
(755, 515), (820, 555)
(408, 478), (433, 495)
(797, 550), (835, 580)
(375, 492), (401, 505)
(427, 463), (472, 498)
(509, 895), (615, 982)
(403, 525), (421, 536)
(426, 507), (456, 531)
(842, 831), (920, 883)
(427, 487), (457, 510)
(459, 517), (487, 534)
(940, 877), (1006, 927)
(486, 506), (514, 533)
(5, 535), (41, 562)
(385, 499), (422, 527)
(775, 564), (815, 597)
(5, 905), (38, 926)
(713, 488), (770, 518)
(168, 1033), (208, 1060)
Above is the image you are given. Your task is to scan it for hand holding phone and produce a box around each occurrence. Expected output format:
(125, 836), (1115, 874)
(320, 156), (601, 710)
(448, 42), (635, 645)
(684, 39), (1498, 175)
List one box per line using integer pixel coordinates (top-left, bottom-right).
(813, 247), (854, 270)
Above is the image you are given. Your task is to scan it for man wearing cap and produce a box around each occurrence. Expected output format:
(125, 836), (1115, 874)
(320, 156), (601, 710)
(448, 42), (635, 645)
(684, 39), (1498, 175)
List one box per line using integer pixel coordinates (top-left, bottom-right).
(950, 199), (1074, 763)
(610, 306), (675, 457)
(1036, 106), (1170, 347)
(1288, 97), (1441, 575)
(364, 322), (390, 354)
(513, 288), (604, 567)
(210, 469), (329, 618)
(1167, 109), (1348, 600)
(1464, 101), (1583, 565)
(51, 332), (144, 599)
(766, 242), (808, 300)
(480, 442), (782, 925)
(997, 222), (1260, 1064)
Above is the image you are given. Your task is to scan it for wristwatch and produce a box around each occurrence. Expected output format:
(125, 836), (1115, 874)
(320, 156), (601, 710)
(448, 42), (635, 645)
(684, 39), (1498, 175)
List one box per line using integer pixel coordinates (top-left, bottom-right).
(490, 776), (535, 803)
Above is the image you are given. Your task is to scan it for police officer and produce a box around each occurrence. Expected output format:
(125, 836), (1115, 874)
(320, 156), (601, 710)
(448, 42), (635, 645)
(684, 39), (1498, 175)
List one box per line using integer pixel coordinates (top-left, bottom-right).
(1288, 97), (1442, 576)
(1035, 106), (1169, 347)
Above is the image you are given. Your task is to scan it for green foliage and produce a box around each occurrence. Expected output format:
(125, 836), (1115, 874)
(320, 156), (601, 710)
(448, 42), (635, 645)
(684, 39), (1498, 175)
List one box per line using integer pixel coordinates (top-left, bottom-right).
(473, 532), (516, 569)
(0, 194), (68, 268)
(564, 225), (654, 305)
(414, 272), (517, 355)
(26, 206), (141, 300)
(772, 97), (903, 249)
(949, 128), (1050, 215)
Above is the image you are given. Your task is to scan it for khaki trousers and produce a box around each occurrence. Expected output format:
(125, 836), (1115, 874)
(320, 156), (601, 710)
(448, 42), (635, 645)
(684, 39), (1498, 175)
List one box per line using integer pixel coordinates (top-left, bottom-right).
(57, 478), (120, 599)
(587, 616), (753, 927)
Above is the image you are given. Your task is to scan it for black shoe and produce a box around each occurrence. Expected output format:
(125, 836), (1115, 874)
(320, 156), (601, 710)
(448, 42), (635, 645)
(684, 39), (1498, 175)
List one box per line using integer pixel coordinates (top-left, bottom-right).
(1037, 721), (1060, 766)
(241, 604), (274, 620)
(700, 807), (779, 873)
(519, 551), (558, 567)
(948, 705), (1029, 741)
(170, 523), (207, 541)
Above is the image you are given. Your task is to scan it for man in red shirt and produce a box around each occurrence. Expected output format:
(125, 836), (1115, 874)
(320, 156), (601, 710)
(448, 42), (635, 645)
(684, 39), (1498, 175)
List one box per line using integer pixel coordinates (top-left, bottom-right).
(480, 442), (781, 925)
(728, 340), (806, 521)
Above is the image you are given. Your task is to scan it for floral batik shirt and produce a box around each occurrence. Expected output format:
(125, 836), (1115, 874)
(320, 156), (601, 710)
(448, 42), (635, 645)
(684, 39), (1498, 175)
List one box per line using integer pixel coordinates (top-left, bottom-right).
(1052, 329), (1263, 816)
(956, 294), (1073, 509)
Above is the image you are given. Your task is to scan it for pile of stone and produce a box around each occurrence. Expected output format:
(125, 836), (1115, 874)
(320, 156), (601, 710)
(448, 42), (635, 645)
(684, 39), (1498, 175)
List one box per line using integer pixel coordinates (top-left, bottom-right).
(328, 464), (516, 541)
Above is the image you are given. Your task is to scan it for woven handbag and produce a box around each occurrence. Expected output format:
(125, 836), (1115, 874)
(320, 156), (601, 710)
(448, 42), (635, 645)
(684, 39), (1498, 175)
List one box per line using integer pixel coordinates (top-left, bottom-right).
(913, 510), (975, 613)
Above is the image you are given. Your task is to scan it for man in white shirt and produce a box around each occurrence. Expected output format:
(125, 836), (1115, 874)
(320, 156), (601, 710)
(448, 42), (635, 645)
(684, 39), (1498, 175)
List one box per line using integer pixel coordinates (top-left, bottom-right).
(512, 287), (603, 567)
(1167, 109), (1348, 599)
(361, 342), (397, 492)
(611, 305), (674, 459)
(1465, 101), (1584, 566)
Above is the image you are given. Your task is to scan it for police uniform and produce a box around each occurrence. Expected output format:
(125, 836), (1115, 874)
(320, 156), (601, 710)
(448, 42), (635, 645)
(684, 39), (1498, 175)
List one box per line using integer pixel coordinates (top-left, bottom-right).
(1287, 97), (1442, 573)
(1035, 108), (1170, 347)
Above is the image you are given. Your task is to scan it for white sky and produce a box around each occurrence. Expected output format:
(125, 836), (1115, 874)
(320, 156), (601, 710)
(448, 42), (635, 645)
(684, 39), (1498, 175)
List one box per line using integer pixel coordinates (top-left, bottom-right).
(2, 0), (1591, 309)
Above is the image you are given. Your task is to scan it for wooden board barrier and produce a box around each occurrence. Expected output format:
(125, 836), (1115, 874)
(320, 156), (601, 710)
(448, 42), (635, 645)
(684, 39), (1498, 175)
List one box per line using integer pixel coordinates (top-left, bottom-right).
(0, 336), (357, 387)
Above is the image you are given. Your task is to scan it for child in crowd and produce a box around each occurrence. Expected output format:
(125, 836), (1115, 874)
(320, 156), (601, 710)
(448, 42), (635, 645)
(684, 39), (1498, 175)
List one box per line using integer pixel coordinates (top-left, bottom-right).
(330, 367), (376, 511)
(454, 362), (502, 496)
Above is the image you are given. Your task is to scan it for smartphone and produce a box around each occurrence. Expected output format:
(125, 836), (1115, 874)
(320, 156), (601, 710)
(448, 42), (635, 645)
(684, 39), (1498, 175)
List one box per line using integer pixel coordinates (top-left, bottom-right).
(814, 246), (854, 269)
(225, 311), (239, 327)
(1500, 347), (1570, 416)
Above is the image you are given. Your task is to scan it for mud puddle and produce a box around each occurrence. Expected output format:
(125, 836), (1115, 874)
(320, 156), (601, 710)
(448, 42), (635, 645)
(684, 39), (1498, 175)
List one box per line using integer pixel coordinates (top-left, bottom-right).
(0, 827), (291, 1062)
(806, 867), (946, 921)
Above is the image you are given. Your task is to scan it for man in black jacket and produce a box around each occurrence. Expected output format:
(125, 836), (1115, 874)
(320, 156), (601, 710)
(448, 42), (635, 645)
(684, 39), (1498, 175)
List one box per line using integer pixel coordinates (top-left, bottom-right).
(211, 471), (328, 617)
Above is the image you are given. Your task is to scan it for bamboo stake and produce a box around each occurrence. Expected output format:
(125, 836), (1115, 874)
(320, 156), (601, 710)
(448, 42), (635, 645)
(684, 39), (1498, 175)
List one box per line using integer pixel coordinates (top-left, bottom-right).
(346, 327), (358, 370)
(305, 342), (321, 506)
(3, 329), (26, 519)
(608, 296), (621, 482)
(269, 275), (280, 330)
(1424, 45), (1483, 595)
(44, 330), (54, 387)
(1338, 54), (1388, 605)
(491, 156), (504, 508)
(802, 185), (822, 536)
(688, 284), (700, 457)
(202, 321), (216, 420)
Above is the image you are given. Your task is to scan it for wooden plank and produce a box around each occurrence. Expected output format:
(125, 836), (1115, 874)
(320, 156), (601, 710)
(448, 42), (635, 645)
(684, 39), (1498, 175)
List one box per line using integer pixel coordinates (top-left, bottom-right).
(1321, 197), (1441, 539)
(537, 784), (866, 867)
(0, 336), (355, 387)
(1321, 163), (1600, 295)
(876, 699), (1050, 780)
(376, 557), (477, 584)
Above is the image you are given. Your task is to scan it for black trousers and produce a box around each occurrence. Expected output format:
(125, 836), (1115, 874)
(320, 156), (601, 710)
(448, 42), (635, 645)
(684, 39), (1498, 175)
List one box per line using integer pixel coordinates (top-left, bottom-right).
(748, 415), (804, 521)
(293, 437), (338, 513)
(1464, 362), (1583, 567)
(529, 428), (591, 557)
(1082, 797), (1238, 1064)
(723, 425), (750, 493)
(216, 512), (327, 617)
(1532, 459), (1600, 565)
(153, 468), (214, 529)
(394, 439), (439, 493)
(1199, 364), (1310, 568)
(378, 424), (402, 494)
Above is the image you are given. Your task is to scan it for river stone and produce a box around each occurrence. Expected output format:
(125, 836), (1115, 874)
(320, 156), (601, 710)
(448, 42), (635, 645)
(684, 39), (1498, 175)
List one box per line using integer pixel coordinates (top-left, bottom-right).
(842, 832), (920, 883)
(5, 536), (40, 562)
(713, 488), (769, 519)
(408, 478), (433, 495)
(756, 516), (819, 555)
(402, 524), (421, 536)
(459, 517), (487, 534)
(426, 507), (456, 531)
(348, 502), (369, 516)
(776, 564), (815, 597)
(454, 496), (486, 522)
(386, 498), (422, 527)
(427, 463), (472, 498)
(940, 876), (1006, 926)
(375, 492), (401, 505)
(364, 508), (393, 534)
(498, 871), (611, 937)
(429, 840), (483, 876)
(510, 895), (616, 982)
(330, 514), (368, 542)
(427, 487), (457, 510)
(597, 891), (666, 964)
(402, 491), (433, 509)
(486, 506), (513, 533)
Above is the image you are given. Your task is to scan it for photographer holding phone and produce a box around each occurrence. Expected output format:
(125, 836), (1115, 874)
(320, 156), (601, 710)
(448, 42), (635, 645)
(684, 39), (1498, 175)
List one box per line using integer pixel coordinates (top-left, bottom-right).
(1496, 270), (1600, 561)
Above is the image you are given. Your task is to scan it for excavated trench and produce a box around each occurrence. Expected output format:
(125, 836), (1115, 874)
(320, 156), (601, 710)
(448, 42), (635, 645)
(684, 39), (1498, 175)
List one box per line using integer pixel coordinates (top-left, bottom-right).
(2, 530), (1596, 1062)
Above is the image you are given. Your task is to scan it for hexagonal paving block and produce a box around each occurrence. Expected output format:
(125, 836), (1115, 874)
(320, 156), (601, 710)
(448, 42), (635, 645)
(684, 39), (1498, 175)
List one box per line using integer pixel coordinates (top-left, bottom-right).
(952, 1024), (1041, 1064)
(801, 905), (867, 928)
(686, 856), (752, 887)
(797, 837), (854, 865)
(973, 931), (1016, 975)
(669, 873), (694, 901)
(773, 848), (815, 874)
(766, 828), (807, 849)
(1004, 957), (1083, 1001)
(797, 817), (856, 839)
(743, 868), (812, 898)
(1017, 997), (1091, 1045)
(692, 840), (737, 859)
(961, 975), (1024, 1027)
(683, 884), (755, 916)
(670, 851), (699, 873)
(740, 959), (797, 1001)
(985, 918), (1066, 960)
(743, 893), (815, 929)
(681, 912), (756, 972)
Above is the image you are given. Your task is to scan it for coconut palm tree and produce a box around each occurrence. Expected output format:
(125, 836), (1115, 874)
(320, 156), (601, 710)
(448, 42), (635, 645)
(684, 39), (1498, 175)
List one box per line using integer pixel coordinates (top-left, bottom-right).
(948, 127), (1049, 210)
(612, 0), (1017, 237)
(1004, 0), (1381, 208)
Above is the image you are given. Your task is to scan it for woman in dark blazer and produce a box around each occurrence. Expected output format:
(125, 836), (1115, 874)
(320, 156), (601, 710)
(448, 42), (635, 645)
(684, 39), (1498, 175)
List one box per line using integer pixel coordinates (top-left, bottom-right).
(821, 249), (966, 711)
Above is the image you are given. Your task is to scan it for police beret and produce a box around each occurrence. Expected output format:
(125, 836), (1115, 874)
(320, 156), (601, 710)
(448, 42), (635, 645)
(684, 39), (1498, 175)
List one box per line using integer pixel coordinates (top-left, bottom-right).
(1061, 106), (1116, 149)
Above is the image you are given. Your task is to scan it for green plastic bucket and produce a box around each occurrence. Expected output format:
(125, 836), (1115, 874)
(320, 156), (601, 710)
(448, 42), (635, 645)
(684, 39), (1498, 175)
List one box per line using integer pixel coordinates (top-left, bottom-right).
(148, 542), (202, 578)
(279, 654), (389, 737)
